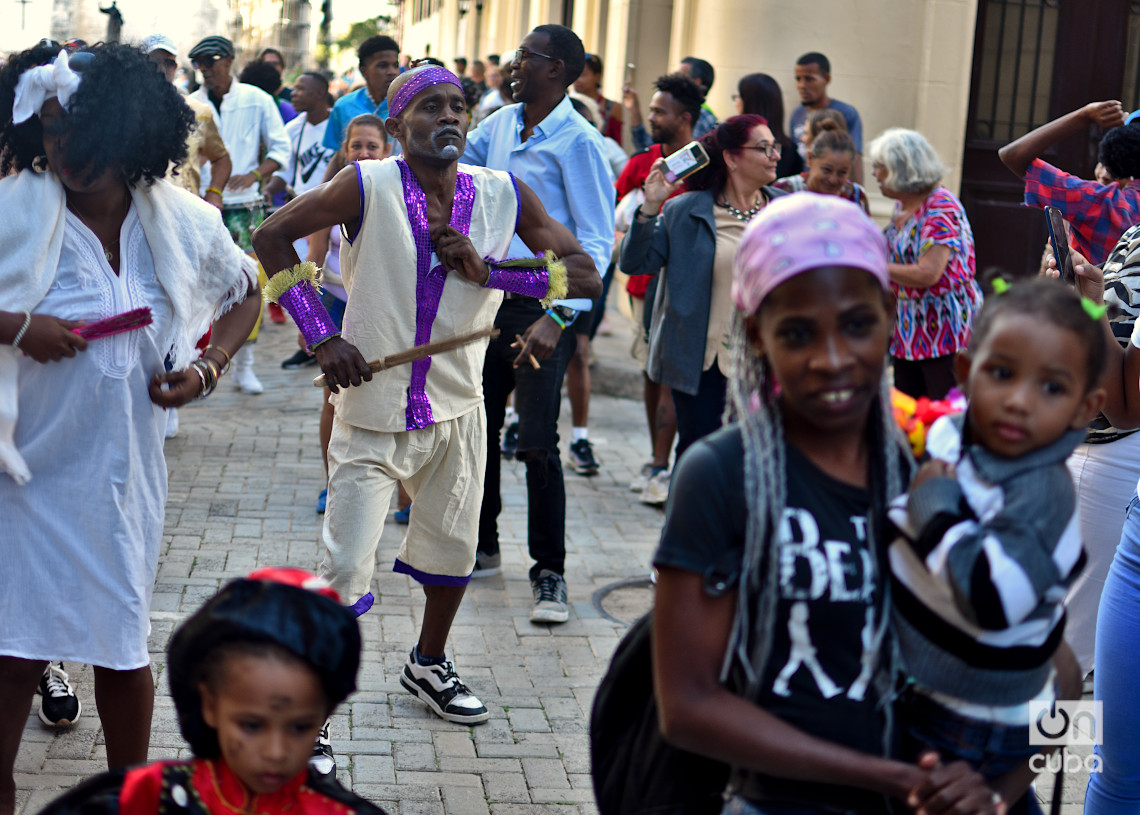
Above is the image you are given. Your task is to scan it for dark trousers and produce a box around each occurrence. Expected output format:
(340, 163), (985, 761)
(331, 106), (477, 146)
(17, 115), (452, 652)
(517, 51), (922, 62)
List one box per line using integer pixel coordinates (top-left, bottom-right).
(478, 298), (576, 580)
(671, 364), (727, 462)
(891, 354), (957, 400)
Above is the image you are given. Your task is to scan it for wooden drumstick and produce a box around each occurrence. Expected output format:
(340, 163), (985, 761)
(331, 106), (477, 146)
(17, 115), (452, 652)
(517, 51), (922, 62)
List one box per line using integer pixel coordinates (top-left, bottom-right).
(312, 327), (500, 387)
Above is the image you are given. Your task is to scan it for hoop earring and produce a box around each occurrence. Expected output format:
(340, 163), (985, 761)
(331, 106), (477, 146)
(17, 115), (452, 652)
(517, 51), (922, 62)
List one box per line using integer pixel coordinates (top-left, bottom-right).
(31, 155), (49, 174)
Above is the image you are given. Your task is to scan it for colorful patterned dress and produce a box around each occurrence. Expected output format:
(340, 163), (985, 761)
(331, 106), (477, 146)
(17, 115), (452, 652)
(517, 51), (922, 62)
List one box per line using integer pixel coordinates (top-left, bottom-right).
(885, 187), (982, 361)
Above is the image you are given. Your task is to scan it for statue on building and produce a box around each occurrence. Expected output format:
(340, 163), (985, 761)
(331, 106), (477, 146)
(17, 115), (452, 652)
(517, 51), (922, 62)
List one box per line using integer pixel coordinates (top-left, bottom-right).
(100, 1), (124, 43)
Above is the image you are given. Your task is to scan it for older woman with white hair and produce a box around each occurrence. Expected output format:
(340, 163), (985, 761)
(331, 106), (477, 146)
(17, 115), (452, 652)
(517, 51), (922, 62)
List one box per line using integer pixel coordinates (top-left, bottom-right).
(869, 127), (981, 399)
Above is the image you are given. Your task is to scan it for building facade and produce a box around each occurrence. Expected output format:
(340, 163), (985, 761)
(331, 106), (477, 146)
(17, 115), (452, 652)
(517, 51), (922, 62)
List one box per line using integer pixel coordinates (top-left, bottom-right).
(399, 0), (1140, 274)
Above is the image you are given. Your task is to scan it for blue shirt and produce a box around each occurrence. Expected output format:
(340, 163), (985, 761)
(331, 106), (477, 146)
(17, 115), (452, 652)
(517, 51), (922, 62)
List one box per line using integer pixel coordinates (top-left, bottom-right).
(322, 87), (389, 152)
(462, 95), (615, 283)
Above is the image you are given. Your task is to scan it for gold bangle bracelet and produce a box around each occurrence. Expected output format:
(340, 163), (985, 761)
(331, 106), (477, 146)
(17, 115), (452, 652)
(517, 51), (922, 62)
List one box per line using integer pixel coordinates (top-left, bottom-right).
(251, 168), (263, 181)
(205, 187), (223, 196)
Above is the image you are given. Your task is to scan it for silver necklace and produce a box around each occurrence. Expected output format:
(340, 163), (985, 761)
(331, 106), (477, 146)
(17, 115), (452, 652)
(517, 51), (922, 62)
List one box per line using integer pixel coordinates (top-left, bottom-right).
(721, 194), (764, 223)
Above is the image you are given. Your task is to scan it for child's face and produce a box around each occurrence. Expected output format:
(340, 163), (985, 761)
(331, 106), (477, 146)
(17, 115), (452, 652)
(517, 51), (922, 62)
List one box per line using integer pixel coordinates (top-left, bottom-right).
(957, 312), (1105, 459)
(200, 653), (327, 795)
(749, 266), (892, 438)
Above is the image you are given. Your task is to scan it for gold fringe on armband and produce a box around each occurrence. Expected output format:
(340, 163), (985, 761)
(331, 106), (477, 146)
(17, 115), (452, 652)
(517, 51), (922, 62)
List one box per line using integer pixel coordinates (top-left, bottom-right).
(540, 252), (568, 309)
(263, 261), (321, 304)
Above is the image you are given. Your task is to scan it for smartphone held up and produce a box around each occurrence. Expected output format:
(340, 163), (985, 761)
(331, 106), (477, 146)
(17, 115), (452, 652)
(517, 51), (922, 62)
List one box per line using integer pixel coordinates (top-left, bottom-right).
(661, 140), (711, 184)
(1045, 206), (1076, 285)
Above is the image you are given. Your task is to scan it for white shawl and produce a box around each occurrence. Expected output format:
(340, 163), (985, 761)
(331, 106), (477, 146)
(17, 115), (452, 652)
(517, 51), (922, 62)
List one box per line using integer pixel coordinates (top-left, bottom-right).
(0, 170), (257, 483)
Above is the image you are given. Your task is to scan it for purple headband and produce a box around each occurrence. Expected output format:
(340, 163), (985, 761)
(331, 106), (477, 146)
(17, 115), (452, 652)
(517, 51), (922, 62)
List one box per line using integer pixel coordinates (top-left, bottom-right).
(389, 67), (464, 118)
(732, 193), (889, 315)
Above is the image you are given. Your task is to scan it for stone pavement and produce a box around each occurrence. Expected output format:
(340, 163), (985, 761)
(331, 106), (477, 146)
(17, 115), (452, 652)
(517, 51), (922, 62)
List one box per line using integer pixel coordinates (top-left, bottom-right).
(13, 311), (1089, 814)
(14, 312), (662, 815)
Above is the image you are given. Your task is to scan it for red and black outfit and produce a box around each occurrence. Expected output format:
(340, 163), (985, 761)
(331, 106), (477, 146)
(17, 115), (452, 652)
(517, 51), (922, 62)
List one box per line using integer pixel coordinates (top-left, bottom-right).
(39, 759), (387, 815)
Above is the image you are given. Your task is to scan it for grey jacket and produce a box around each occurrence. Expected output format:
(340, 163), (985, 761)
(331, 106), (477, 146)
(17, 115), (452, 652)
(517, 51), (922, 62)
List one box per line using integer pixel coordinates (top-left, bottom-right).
(620, 187), (784, 395)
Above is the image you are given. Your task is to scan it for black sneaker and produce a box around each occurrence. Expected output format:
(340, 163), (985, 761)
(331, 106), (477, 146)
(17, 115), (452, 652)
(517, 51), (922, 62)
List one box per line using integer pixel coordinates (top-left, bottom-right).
(281, 349), (319, 369)
(37, 662), (81, 727)
(567, 438), (600, 476)
(399, 650), (490, 724)
(500, 420), (519, 458)
(529, 569), (569, 623)
(309, 719), (335, 775)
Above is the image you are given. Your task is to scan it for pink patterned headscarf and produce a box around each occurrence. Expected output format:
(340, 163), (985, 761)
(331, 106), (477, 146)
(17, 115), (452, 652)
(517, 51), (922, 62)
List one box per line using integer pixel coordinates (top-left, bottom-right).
(732, 192), (889, 315)
(389, 66), (464, 118)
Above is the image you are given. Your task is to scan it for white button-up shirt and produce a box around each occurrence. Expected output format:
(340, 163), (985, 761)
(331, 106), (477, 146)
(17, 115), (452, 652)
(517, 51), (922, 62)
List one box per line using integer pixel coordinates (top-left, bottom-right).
(191, 78), (291, 206)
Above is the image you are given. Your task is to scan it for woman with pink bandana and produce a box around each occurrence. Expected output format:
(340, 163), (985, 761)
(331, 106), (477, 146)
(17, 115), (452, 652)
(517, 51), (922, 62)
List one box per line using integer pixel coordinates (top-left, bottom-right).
(649, 194), (1019, 814)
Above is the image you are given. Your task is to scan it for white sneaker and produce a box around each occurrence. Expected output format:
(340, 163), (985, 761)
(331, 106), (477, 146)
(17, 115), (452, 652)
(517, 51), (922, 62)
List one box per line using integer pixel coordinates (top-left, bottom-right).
(164, 408), (179, 439)
(400, 650), (490, 724)
(640, 470), (671, 506)
(309, 719), (335, 775)
(629, 462), (656, 492)
(232, 346), (264, 395)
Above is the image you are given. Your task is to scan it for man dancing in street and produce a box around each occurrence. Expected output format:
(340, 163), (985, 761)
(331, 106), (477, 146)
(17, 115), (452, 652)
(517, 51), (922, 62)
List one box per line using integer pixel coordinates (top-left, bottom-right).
(252, 66), (601, 731)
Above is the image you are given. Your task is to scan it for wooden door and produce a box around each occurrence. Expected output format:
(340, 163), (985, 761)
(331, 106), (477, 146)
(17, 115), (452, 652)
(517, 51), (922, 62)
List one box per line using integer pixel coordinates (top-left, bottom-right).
(960, 0), (1133, 277)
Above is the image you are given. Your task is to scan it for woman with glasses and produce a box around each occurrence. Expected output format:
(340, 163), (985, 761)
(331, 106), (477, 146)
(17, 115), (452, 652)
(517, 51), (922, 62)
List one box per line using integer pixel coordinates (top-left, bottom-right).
(573, 53), (623, 147)
(869, 127), (981, 399)
(773, 116), (870, 213)
(621, 114), (786, 463)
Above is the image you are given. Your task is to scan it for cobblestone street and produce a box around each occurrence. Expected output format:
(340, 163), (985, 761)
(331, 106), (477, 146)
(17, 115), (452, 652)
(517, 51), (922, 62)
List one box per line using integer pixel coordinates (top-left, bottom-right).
(12, 315), (1088, 814)
(14, 314), (662, 815)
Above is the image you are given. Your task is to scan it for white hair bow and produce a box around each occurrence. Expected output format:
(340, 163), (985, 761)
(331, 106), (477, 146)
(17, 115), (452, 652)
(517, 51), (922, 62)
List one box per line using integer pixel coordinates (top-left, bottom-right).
(12, 50), (83, 124)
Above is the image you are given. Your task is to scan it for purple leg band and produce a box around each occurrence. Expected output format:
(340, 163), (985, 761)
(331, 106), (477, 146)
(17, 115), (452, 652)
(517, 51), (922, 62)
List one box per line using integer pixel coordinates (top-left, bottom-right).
(484, 264), (550, 300)
(278, 280), (339, 351)
(349, 592), (375, 617)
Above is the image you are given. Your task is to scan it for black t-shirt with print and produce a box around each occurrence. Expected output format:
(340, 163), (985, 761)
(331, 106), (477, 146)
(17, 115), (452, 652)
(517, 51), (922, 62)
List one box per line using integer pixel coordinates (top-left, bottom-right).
(654, 424), (893, 814)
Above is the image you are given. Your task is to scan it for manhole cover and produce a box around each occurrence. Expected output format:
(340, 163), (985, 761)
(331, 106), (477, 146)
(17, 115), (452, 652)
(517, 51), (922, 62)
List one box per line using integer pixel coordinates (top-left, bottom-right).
(593, 578), (655, 625)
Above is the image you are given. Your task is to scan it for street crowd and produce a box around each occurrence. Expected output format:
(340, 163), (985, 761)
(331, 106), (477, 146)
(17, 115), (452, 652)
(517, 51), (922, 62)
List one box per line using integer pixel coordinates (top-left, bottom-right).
(3, 18), (1140, 815)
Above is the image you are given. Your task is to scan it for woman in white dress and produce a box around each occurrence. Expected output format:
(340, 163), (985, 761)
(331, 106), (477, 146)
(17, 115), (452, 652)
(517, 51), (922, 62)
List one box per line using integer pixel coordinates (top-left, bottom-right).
(0, 42), (261, 815)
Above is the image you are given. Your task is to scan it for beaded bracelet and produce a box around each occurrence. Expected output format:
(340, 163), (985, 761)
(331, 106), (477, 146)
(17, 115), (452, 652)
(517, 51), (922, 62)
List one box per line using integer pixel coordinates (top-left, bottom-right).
(11, 310), (31, 348)
(544, 308), (567, 330)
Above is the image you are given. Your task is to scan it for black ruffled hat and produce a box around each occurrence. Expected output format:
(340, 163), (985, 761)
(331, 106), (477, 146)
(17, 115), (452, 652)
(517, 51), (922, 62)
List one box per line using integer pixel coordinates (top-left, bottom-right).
(167, 568), (360, 758)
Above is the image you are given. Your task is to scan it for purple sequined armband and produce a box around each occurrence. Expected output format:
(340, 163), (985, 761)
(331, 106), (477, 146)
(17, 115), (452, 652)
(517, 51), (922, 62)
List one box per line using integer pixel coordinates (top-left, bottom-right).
(278, 281), (340, 351)
(484, 262), (550, 300)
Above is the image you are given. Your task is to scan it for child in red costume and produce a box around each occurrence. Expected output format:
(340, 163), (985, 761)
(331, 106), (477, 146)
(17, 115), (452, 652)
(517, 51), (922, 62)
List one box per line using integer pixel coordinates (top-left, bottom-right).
(41, 568), (386, 815)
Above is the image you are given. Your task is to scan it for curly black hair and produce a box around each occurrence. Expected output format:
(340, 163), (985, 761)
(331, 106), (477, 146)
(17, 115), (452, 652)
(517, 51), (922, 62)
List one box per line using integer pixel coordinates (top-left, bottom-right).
(238, 60), (282, 96)
(653, 72), (704, 130)
(1098, 123), (1140, 180)
(0, 42), (195, 186)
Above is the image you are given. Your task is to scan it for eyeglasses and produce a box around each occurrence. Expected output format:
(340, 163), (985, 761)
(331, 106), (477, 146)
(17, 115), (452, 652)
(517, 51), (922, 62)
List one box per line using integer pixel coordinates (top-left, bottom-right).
(513, 46), (554, 63)
(151, 57), (177, 69)
(192, 55), (221, 69)
(742, 141), (782, 158)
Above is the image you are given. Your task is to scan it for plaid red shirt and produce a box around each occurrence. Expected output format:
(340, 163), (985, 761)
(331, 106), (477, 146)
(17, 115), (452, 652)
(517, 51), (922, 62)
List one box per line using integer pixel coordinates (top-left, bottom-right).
(1024, 158), (1140, 266)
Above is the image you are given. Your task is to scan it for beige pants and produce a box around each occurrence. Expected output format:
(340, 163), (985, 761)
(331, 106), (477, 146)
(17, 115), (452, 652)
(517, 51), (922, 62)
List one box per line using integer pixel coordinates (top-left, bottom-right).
(319, 408), (487, 606)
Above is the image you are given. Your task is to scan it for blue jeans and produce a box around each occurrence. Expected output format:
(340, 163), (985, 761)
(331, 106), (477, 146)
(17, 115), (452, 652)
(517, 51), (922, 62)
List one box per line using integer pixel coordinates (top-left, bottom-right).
(477, 298), (575, 580)
(1085, 491), (1140, 814)
(903, 690), (1037, 779)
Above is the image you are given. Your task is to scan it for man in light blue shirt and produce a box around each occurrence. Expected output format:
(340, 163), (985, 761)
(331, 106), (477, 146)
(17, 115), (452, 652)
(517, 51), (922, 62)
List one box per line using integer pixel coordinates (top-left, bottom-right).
(463, 24), (614, 624)
(322, 35), (401, 154)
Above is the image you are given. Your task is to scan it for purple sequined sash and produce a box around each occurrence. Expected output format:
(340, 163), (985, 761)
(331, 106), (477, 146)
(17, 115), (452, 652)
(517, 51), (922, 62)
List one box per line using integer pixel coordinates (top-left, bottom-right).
(398, 159), (475, 430)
